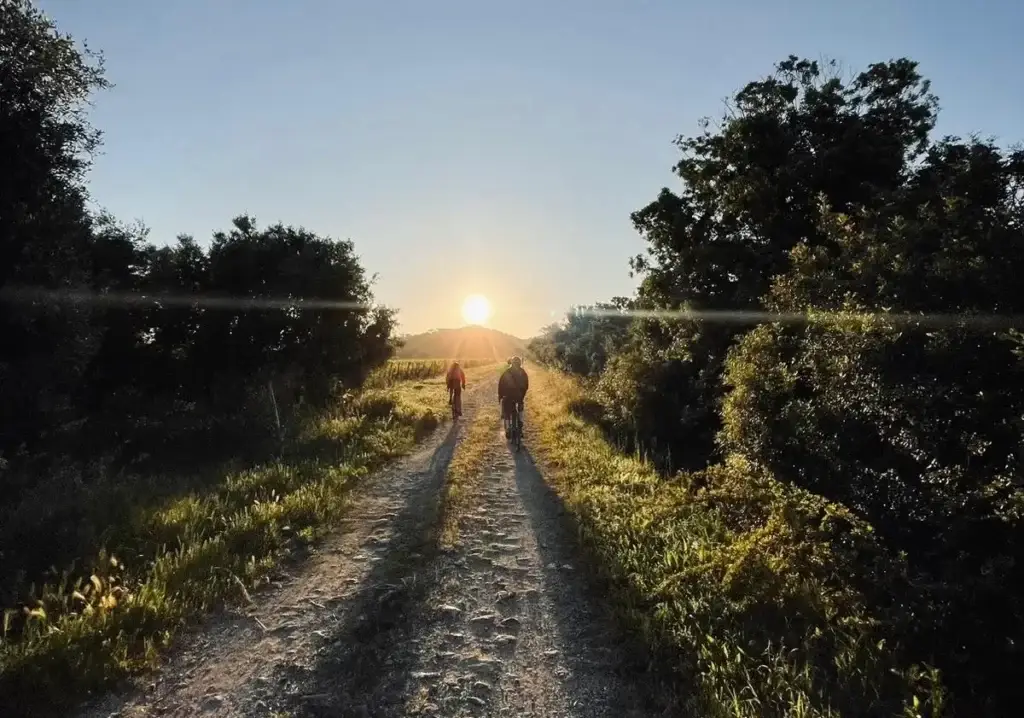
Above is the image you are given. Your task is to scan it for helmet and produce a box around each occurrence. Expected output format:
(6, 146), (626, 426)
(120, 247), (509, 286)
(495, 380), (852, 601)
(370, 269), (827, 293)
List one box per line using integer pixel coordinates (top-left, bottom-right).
(452, 360), (460, 367)
(511, 356), (522, 368)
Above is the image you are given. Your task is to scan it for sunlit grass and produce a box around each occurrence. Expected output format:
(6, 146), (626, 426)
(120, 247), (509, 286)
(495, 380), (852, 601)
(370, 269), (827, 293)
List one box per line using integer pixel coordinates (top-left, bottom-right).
(0, 375), (455, 716)
(440, 400), (501, 548)
(525, 368), (946, 718)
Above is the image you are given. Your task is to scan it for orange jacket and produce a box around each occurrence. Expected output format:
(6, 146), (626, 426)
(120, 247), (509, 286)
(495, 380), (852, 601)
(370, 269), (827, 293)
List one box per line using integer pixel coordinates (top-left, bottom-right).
(446, 364), (466, 390)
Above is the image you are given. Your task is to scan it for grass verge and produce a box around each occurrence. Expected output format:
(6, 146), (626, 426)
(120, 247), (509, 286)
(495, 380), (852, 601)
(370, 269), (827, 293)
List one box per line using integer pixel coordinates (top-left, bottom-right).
(0, 373), (464, 717)
(439, 399), (501, 548)
(525, 367), (946, 718)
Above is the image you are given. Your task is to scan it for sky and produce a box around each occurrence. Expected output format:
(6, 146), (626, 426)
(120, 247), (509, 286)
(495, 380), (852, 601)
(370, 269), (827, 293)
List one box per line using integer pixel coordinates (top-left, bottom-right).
(39, 0), (1024, 338)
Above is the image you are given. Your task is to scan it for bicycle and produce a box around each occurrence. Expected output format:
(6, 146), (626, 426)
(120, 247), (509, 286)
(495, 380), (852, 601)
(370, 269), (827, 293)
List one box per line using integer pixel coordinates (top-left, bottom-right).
(505, 401), (523, 452)
(448, 387), (463, 420)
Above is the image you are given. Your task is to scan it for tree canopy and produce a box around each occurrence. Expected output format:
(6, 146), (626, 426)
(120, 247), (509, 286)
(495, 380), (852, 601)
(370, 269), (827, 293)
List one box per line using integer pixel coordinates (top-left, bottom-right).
(0, 0), (396, 478)
(533, 55), (1024, 716)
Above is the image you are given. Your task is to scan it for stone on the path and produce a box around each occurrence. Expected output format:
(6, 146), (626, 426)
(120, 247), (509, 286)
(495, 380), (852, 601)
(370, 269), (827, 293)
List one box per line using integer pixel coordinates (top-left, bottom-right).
(200, 694), (224, 712)
(464, 657), (502, 676)
(271, 621), (296, 635)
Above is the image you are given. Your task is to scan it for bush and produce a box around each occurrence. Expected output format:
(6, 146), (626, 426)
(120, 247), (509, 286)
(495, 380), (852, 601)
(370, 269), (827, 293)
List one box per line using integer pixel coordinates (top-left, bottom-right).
(540, 55), (1024, 714)
(529, 370), (946, 718)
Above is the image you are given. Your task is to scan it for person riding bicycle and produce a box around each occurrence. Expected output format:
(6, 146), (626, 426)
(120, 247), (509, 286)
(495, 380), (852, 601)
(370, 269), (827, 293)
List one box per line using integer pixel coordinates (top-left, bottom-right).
(446, 360), (466, 417)
(498, 356), (529, 434)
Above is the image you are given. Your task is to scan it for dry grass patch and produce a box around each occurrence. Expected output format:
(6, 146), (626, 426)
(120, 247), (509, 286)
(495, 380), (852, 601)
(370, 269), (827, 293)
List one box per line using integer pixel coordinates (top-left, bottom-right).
(440, 400), (501, 549)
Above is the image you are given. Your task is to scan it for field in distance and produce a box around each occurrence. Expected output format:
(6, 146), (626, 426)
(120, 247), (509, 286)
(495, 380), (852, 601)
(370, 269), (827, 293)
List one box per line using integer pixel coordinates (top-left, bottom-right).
(366, 358), (496, 387)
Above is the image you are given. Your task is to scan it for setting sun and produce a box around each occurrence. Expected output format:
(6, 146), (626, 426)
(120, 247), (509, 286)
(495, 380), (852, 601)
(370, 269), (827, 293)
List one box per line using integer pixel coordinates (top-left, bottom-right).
(461, 294), (492, 325)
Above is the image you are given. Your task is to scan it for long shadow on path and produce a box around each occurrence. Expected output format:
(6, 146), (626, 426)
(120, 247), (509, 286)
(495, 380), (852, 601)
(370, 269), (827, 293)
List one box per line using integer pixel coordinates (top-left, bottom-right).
(275, 411), (466, 717)
(510, 445), (687, 717)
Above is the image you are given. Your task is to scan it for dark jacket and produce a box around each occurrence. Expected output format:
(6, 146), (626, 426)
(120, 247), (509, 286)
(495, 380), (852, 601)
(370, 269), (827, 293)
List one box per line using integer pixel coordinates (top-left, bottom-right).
(498, 366), (529, 402)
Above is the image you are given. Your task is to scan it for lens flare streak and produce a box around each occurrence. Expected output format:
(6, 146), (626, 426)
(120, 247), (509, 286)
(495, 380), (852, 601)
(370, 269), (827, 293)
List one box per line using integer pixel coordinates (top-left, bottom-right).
(3, 286), (1023, 332)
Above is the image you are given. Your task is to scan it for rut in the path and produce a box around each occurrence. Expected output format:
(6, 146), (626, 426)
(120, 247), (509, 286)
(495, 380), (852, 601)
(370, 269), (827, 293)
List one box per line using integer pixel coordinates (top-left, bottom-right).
(284, 409), (665, 718)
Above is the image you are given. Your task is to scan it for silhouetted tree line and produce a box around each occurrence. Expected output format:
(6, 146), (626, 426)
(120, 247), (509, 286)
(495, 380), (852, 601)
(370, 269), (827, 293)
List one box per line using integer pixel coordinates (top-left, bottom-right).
(532, 56), (1024, 714)
(0, 1), (395, 494)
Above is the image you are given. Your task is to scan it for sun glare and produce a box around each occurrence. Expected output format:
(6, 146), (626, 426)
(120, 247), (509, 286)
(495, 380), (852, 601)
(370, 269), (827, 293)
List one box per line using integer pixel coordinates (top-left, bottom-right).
(461, 294), (492, 325)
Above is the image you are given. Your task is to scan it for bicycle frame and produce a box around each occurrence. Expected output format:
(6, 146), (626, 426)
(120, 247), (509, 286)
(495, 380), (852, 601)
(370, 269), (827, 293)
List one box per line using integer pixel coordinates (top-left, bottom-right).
(449, 387), (462, 419)
(505, 402), (523, 450)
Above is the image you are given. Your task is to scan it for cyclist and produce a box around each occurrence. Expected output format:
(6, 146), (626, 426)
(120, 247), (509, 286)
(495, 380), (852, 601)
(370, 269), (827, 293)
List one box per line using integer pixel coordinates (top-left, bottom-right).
(446, 360), (466, 417)
(498, 356), (529, 436)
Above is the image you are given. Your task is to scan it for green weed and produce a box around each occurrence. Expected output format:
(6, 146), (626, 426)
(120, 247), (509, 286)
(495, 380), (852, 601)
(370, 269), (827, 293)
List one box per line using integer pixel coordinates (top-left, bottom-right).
(0, 378), (449, 716)
(526, 368), (946, 718)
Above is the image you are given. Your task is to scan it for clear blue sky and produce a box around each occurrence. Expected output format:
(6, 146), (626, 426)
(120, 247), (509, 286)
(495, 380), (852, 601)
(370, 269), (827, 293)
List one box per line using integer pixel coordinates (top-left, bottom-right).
(39, 0), (1024, 337)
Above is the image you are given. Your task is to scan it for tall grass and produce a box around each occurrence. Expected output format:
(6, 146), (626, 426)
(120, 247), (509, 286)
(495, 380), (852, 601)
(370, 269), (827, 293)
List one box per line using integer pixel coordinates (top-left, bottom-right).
(526, 368), (946, 718)
(0, 378), (452, 717)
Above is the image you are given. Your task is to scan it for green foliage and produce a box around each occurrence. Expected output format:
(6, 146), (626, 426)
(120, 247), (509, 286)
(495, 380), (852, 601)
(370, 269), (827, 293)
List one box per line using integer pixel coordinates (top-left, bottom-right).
(529, 300), (633, 377)
(0, 0), (397, 522)
(0, 5), (412, 711)
(531, 371), (947, 718)
(1, 1), (397, 463)
(719, 149), (1024, 710)
(0, 0), (109, 453)
(542, 55), (1024, 715)
(609, 56), (942, 469)
(78, 215), (397, 412)
(0, 377), (446, 716)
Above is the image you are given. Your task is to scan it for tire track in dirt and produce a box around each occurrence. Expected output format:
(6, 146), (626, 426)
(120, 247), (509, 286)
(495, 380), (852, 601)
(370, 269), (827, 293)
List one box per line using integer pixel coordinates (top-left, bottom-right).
(80, 380), (494, 718)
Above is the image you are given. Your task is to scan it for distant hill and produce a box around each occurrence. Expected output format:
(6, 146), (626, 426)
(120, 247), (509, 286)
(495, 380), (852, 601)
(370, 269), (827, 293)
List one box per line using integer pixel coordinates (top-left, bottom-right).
(395, 326), (529, 361)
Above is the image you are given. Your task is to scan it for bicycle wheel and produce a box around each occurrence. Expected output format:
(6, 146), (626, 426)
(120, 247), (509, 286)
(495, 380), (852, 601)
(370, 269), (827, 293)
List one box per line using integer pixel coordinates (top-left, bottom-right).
(513, 411), (522, 451)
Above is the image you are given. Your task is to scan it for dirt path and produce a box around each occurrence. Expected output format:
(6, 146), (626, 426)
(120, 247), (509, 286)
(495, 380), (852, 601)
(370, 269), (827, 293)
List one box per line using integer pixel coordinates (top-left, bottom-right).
(84, 379), (664, 718)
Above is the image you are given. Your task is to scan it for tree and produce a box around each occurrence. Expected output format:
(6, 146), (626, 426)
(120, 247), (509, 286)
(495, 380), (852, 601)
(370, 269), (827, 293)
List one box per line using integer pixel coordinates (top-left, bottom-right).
(718, 138), (1024, 712)
(541, 55), (1024, 712)
(190, 216), (395, 405)
(618, 56), (940, 467)
(0, 0), (110, 453)
(530, 301), (633, 377)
